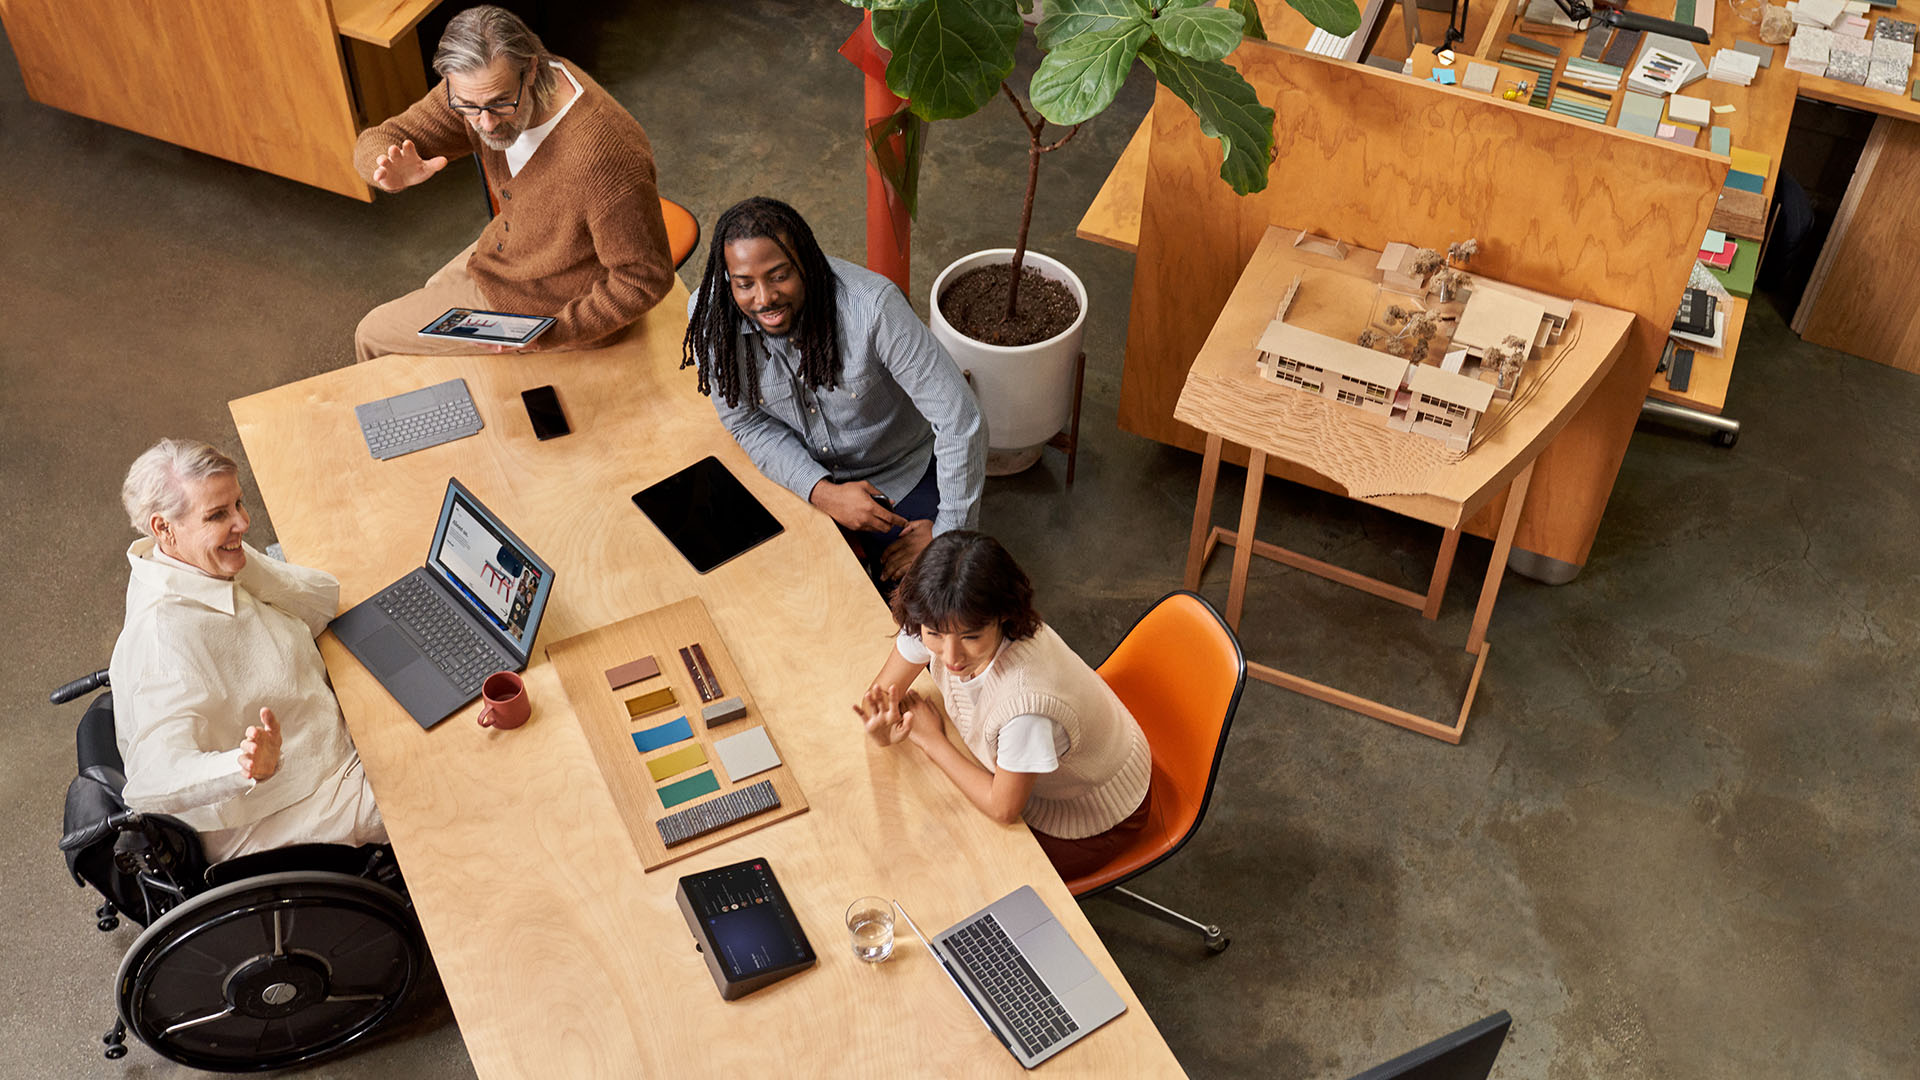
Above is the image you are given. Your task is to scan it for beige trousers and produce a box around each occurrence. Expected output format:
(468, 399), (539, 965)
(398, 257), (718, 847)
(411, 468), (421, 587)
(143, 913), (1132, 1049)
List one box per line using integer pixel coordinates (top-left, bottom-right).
(354, 241), (495, 363)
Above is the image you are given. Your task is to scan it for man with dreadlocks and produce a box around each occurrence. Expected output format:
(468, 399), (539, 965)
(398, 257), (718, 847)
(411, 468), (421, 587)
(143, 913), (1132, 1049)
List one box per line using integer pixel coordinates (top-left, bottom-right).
(349, 5), (673, 361)
(683, 197), (984, 585)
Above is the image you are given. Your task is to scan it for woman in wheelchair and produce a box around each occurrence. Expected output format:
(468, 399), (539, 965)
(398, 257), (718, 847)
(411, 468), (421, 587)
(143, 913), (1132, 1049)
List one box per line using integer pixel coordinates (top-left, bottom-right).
(109, 438), (386, 861)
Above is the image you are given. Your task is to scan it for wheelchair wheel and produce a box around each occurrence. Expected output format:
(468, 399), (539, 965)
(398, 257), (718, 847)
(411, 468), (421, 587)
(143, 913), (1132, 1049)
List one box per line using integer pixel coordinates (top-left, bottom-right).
(115, 871), (422, 1072)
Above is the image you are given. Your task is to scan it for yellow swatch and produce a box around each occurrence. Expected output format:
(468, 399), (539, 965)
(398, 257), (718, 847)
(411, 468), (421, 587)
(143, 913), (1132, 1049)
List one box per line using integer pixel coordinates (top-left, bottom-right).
(646, 742), (708, 782)
(1729, 148), (1770, 177)
(626, 686), (677, 718)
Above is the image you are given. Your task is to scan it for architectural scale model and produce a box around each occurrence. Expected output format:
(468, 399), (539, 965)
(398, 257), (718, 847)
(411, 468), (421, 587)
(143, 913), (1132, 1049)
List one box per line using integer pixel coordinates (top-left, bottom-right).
(1254, 249), (1577, 453)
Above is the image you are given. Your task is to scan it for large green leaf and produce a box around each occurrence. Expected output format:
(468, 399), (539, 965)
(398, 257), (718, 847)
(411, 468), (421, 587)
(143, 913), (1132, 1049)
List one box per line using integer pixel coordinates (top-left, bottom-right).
(1150, 5), (1244, 61)
(1034, 0), (1150, 51)
(1284, 0), (1362, 37)
(879, 0), (1023, 121)
(1139, 40), (1275, 195)
(1029, 20), (1151, 125)
(1226, 0), (1268, 40)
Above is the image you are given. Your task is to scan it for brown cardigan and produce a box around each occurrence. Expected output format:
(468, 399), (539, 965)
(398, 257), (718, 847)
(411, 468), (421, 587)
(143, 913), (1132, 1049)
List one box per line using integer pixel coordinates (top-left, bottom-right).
(353, 60), (673, 350)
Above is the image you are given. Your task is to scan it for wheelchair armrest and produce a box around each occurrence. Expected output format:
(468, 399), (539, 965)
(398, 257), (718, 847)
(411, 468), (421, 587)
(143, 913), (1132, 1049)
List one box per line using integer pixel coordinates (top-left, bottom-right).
(60, 809), (136, 854)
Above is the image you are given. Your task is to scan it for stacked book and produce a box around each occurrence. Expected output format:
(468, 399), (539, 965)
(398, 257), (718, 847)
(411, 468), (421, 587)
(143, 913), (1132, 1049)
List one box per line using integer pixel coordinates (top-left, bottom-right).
(1551, 82), (1616, 122)
(1869, 17), (1917, 93)
(1787, 27), (1835, 73)
(1829, 32), (1874, 83)
(1564, 56), (1625, 91)
(1709, 48), (1763, 85)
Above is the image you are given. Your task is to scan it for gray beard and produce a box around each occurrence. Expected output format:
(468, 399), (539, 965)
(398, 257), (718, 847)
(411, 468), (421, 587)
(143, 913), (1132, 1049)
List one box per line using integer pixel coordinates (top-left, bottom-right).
(478, 129), (517, 151)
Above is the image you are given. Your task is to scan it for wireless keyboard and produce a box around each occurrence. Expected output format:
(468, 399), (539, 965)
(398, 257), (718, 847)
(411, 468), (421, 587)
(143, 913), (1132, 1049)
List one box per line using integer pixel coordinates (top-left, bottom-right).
(356, 378), (483, 460)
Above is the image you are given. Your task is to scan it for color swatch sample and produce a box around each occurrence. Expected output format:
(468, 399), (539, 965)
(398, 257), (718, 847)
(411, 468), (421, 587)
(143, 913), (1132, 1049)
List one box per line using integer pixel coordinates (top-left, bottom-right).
(715, 726), (781, 783)
(632, 715), (695, 753)
(658, 770), (721, 808)
(646, 742), (710, 782)
(626, 686), (678, 718)
(605, 655), (660, 691)
(702, 696), (749, 727)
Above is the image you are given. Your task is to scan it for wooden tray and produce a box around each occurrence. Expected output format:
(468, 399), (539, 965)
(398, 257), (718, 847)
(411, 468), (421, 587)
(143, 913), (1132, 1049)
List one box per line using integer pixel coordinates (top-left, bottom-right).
(546, 596), (808, 871)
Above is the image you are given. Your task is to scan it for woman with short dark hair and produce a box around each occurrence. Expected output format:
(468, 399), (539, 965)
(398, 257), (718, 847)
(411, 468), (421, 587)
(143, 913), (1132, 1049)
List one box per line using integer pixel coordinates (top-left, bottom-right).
(856, 532), (1151, 879)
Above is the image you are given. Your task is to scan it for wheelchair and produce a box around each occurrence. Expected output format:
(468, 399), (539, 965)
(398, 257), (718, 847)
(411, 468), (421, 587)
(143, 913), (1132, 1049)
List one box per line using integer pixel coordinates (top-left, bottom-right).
(52, 670), (427, 1071)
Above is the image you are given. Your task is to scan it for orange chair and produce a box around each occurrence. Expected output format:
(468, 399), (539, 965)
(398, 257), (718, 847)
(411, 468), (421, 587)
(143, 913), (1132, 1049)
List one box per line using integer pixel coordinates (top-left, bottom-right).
(475, 154), (699, 268)
(1072, 589), (1246, 953)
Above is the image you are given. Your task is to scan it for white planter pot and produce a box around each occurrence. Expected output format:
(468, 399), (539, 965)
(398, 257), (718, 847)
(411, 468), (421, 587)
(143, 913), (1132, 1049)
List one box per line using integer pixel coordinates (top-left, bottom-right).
(929, 249), (1087, 474)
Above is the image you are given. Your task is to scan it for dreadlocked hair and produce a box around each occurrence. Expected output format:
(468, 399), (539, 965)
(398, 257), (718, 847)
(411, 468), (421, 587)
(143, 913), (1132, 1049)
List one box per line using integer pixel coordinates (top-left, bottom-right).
(681, 197), (842, 409)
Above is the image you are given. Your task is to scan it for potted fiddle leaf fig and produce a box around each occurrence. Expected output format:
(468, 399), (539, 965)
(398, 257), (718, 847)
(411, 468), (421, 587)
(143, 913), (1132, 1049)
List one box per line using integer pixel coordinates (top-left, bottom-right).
(842, 0), (1359, 471)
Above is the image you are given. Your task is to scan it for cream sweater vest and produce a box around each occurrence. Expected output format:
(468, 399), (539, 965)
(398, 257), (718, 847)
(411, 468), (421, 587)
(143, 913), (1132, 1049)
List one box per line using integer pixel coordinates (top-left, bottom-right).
(932, 624), (1151, 839)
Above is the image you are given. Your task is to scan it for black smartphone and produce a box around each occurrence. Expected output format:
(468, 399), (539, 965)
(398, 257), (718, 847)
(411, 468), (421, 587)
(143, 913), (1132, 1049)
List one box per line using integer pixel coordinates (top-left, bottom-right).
(521, 385), (570, 440)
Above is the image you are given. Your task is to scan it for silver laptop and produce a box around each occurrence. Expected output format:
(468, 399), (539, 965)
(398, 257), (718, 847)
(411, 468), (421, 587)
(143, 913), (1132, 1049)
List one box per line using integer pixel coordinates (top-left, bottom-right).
(895, 886), (1126, 1069)
(330, 478), (555, 729)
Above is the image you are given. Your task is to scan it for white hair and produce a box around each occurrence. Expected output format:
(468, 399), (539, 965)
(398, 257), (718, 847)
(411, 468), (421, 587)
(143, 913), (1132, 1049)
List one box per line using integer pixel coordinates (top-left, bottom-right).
(121, 439), (239, 537)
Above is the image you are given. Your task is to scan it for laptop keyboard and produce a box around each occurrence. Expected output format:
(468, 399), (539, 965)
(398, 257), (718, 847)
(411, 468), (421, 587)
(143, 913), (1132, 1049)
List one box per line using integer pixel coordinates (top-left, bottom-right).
(944, 914), (1078, 1058)
(359, 388), (482, 460)
(376, 575), (501, 695)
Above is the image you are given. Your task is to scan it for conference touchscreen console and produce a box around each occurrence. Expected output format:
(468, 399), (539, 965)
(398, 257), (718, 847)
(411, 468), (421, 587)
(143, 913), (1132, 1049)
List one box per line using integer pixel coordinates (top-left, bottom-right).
(676, 857), (815, 1000)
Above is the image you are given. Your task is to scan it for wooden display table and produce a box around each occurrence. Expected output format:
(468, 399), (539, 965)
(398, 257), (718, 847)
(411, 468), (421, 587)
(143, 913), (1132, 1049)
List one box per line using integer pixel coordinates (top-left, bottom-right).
(1180, 226), (1633, 742)
(229, 282), (1184, 1077)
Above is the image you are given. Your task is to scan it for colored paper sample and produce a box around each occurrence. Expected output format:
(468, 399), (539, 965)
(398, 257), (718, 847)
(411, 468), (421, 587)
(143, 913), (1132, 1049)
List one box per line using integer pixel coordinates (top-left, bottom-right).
(657, 770), (721, 808)
(632, 715), (694, 753)
(715, 726), (781, 783)
(606, 655), (661, 691)
(626, 686), (677, 718)
(646, 742), (710, 782)
(1710, 126), (1732, 155)
(1433, 68), (1457, 84)
(1724, 170), (1766, 193)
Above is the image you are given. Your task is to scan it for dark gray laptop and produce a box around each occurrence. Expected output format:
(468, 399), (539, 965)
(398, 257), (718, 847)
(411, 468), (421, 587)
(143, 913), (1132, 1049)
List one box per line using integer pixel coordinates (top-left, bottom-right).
(330, 478), (555, 729)
(895, 886), (1126, 1069)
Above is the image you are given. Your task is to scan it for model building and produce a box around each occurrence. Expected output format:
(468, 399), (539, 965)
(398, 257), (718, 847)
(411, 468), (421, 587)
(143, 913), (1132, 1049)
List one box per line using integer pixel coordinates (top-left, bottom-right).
(1252, 257), (1577, 452)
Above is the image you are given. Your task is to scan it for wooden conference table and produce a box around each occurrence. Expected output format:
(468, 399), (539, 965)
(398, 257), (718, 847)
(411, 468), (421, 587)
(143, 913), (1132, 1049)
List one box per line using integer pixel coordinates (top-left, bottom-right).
(229, 281), (1184, 1078)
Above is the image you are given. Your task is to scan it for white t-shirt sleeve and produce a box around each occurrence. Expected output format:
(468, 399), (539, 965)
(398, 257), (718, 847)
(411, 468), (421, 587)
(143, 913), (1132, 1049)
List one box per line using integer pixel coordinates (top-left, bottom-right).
(995, 714), (1064, 773)
(895, 629), (932, 665)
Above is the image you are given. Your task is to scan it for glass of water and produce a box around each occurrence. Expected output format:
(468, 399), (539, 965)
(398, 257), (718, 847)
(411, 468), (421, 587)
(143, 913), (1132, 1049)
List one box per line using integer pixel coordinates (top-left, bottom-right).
(846, 896), (895, 963)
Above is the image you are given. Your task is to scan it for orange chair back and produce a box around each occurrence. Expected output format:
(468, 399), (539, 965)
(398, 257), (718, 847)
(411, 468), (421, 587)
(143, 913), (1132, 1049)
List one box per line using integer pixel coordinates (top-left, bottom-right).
(1069, 591), (1245, 896)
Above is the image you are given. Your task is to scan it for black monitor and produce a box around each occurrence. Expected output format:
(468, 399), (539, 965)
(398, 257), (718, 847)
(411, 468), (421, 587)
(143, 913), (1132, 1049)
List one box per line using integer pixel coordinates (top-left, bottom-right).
(1345, 1011), (1512, 1080)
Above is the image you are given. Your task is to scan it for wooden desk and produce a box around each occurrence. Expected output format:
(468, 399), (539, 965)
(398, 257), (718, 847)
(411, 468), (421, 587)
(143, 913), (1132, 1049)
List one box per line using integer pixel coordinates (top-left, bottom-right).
(0, 0), (437, 201)
(1180, 226), (1634, 742)
(228, 282), (1183, 1078)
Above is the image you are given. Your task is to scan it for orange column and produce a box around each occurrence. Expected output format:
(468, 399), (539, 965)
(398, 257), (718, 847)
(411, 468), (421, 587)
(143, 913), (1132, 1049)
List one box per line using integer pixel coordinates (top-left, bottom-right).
(839, 14), (912, 294)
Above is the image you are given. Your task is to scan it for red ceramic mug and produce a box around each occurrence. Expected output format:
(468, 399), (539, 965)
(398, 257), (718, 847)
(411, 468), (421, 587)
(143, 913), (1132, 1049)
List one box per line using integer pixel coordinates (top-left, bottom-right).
(477, 671), (531, 730)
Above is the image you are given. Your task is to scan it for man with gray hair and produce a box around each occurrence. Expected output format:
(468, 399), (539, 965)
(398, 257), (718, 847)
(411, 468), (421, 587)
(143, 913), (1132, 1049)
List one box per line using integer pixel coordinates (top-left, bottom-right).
(351, 4), (673, 361)
(108, 439), (386, 861)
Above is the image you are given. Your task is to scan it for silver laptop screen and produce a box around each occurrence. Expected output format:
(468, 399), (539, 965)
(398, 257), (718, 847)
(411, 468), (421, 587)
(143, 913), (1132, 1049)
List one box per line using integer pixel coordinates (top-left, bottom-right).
(427, 482), (553, 653)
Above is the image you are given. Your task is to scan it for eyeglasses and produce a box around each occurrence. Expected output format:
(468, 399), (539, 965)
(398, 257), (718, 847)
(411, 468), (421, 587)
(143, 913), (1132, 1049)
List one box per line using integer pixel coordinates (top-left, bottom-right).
(446, 66), (529, 117)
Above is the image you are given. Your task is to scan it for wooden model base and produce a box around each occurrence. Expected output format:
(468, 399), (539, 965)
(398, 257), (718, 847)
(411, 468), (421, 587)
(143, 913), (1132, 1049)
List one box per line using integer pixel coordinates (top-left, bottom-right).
(547, 596), (809, 870)
(1185, 433), (1533, 745)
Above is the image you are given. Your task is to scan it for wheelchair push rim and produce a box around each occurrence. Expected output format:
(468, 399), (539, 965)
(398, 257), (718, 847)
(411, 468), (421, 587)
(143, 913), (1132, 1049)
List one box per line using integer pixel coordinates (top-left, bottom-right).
(116, 870), (422, 1072)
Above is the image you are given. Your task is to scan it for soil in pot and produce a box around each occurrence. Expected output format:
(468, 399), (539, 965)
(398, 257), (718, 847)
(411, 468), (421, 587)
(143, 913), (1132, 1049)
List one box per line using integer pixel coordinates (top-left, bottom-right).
(938, 262), (1080, 347)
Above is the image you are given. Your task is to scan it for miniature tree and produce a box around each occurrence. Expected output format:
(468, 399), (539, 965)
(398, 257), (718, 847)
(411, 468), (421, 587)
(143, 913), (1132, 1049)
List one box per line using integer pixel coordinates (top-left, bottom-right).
(1408, 248), (1446, 287)
(1430, 265), (1470, 303)
(1481, 333), (1530, 394)
(1447, 238), (1479, 266)
(1364, 304), (1441, 360)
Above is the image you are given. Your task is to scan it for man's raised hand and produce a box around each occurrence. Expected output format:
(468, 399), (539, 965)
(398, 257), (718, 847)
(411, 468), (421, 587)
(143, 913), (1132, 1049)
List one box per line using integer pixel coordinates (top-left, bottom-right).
(371, 139), (448, 192)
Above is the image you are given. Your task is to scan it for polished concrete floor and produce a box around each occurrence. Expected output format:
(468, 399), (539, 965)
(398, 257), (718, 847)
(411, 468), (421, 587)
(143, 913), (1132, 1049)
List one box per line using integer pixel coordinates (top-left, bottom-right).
(5, 4), (1916, 1078)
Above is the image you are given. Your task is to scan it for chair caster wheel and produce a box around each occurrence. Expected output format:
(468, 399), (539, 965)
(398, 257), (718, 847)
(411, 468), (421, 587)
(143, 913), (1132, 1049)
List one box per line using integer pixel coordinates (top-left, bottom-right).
(1203, 928), (1229, 954)
(98, 917), (120, 931)
(1713, 430), (1738, 448)
(104, 1045), (128, 1060)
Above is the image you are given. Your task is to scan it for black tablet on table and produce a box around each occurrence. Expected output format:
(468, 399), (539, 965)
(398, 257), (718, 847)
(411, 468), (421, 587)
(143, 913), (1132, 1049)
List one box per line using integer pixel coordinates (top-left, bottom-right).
(632, 456), (784, 573)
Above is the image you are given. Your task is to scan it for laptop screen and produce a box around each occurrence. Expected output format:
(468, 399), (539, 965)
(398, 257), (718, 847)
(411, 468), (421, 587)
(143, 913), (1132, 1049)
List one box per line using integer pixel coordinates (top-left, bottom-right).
(426, 479), (555, 654)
